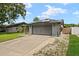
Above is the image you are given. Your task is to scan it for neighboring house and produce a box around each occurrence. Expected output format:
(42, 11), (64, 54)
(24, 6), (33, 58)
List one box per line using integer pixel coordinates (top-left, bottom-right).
(0, 26), (6, 32)
(71, 27), (79, 35)
(29, 19), (64, 36)
(6, 22), (28, 32)
(0, 26), (2, 32)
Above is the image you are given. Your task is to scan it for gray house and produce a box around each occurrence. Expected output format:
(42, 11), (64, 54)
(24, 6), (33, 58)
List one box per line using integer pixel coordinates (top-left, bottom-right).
(0, 19), (64, 37)
(29, 19), (64, 36)
(0, 22), (29, 33)
(6, 22), (28, 32)
(0, 25), (6, 32)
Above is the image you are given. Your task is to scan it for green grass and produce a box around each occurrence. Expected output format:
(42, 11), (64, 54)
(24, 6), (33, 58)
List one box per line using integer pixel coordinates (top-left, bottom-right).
(67, 35), (79, 56)
(0, 32), (22, 43)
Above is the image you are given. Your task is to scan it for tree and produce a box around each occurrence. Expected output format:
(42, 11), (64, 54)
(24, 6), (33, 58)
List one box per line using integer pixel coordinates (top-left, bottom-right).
(33, 17), (40, 22)
(17, 24), (29, 34)
(0, 3), (26, 25)
(78, 23), (79, 27)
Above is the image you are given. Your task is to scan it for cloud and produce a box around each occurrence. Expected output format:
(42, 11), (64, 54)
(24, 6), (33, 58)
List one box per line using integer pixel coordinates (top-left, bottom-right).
(73, 11), (79, 15)
(73, 11), (79, 18)
(38, 5), (67, 19)
(45, 5), (52, 9)
(24, 3), (32, 9)
(27, 11), (31, 15)
(62, 3), (69, 6)
(43, 5), (66, 15)
(23, 3), (32, 16)
(37, 15), (49, 19)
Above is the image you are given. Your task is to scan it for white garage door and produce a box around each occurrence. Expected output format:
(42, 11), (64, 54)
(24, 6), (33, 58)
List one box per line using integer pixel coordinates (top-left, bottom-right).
(32, 25), (52, 35)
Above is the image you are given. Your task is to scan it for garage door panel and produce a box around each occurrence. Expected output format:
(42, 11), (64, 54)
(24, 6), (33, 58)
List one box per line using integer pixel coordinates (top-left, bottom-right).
(32, 26), (52, 35)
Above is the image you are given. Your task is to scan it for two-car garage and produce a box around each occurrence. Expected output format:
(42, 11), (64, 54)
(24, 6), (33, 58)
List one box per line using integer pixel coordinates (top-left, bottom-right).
(29, 21), (61, 36)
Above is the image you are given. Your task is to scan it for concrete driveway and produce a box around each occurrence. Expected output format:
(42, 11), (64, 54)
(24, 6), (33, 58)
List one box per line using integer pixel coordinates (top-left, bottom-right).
(0, 35), (54, 56)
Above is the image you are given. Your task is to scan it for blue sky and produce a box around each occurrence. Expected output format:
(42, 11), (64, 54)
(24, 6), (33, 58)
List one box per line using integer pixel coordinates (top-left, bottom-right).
(16, 3), (79, 24)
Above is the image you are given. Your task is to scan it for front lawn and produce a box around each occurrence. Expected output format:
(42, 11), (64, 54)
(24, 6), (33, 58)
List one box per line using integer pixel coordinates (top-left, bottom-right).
(0, 32), (23, 43)
(67, 35), (79, 56)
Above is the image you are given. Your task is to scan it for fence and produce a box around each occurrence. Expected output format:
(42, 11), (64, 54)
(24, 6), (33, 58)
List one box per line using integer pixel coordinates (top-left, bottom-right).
(62, 28), (71, 34)
(71, 27), (79, 35)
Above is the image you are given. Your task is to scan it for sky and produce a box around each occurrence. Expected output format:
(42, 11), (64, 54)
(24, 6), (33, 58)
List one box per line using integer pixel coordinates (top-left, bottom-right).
(16, 3), (79, 24)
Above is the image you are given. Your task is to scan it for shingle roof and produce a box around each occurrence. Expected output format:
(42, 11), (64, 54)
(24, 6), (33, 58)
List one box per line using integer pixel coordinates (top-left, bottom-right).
(6, 22), (28, 28)
(30, 19), (63, 24)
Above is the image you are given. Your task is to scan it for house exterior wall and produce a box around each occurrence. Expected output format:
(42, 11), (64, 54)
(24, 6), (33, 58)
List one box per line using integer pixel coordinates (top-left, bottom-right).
(29, 25), (32, 34)
(71, 27), (79, 35)
(0, 28), (1, 31)
(6, 27), (17, 32)
(52, 24), (61, 36)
